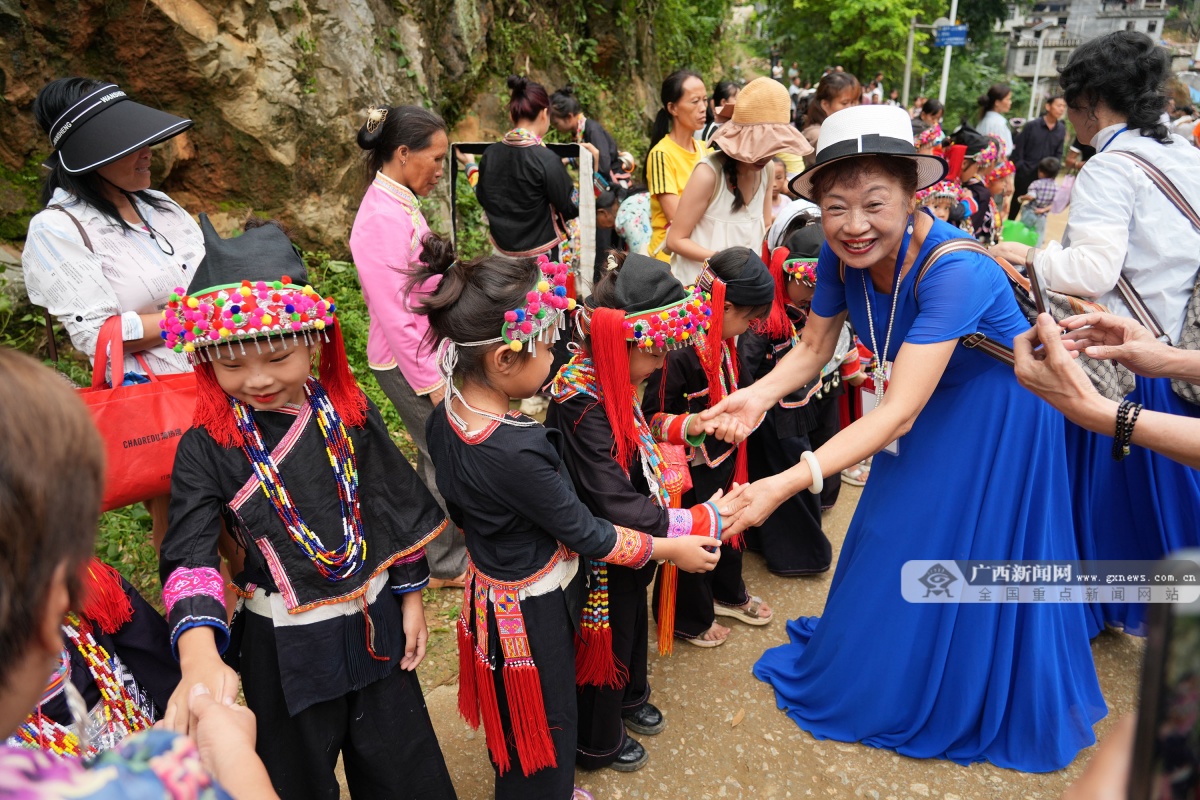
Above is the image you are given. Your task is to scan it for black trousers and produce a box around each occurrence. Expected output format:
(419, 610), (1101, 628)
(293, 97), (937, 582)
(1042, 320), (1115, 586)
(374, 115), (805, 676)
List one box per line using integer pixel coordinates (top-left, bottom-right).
(491, 587), (580, 800)
(576, 563), (654, 769)
(1009, 167), (1038, 221)
(743, 412), (832, 576)
(240, 613), (457, 800)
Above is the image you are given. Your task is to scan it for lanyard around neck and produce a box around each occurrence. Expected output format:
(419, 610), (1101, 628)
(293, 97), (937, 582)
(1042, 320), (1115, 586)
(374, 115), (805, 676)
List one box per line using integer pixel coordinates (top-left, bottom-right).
(1099, 125), (1129, 153)
(860, 215), (914, 401)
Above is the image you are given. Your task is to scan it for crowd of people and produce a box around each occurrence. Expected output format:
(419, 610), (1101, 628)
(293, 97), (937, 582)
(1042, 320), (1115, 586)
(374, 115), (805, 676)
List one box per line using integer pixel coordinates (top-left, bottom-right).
(3, 26), (1200, 800)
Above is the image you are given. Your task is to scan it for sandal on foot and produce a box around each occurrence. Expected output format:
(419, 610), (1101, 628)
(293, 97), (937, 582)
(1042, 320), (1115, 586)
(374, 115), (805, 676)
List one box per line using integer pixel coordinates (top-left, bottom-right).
(573, 789), (596, 800)
(714, 596), (773, 626)
(676, 623), (729, 648)
(841, 462), (870, 486)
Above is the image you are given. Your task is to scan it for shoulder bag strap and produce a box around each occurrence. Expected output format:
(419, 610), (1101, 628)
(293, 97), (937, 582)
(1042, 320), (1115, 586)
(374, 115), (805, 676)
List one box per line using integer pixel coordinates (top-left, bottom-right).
(1106, 150), (1200, 341)
(908, 236), (1023, 366)
(44, 204), (96, 364)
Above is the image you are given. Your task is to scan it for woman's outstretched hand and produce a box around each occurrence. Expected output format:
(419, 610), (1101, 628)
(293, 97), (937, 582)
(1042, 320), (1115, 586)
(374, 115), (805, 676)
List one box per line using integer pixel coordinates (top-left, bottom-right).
(720, 476), (790, 540)
(1013, 313), (1104, 424)
(699, 386), (772, 444)
(706, 485), (749, 531)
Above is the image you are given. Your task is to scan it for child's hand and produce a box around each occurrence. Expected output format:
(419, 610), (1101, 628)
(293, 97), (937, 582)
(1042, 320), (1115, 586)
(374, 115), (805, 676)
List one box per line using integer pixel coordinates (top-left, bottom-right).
(694, 412), (751, 444)
(664, 535), (722, 573)
(399, 590), (429, 671)
(847, 373), (867, 387)
(165, 631), (240, 736)
(189, 685), (282, 800)
(707, 486), (749, 530)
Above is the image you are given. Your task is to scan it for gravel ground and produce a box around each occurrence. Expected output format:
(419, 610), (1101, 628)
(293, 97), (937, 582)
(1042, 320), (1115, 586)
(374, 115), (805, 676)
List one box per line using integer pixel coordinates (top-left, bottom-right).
(421, 484), (1146, 800)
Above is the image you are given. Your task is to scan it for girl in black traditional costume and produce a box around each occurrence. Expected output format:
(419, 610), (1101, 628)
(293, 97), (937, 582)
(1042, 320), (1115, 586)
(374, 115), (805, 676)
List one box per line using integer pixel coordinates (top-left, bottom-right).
(642, 247), (778, 646)
(413, 235), (727, 800)
(546, 253), (739, 774)
(736, 228), (850, 576)
(157, 218), (456, 800)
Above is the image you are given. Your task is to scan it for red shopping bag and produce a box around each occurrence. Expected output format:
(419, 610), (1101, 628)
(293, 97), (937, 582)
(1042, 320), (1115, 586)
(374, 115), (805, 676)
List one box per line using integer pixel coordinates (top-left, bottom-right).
(78, 318), (197, 511)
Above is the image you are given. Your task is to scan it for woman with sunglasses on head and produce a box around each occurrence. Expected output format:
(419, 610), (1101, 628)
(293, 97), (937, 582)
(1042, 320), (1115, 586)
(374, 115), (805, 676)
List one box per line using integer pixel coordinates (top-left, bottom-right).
(22, 77), (204, 552)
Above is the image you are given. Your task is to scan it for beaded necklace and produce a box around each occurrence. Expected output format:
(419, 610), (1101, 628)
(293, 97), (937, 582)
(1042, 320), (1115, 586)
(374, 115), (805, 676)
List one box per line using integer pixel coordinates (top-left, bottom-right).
(232, 377), (366, 581)
(13, 614), (152, 758)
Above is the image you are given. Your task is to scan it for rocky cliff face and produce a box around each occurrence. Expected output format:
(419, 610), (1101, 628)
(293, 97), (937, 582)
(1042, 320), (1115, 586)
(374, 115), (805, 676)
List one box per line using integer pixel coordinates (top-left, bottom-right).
(0, 0), (663, 254)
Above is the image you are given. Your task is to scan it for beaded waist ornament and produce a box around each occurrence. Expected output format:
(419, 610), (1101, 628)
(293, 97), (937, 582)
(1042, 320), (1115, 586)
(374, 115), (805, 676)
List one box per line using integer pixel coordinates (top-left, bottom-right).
(455, 557), (571, 778)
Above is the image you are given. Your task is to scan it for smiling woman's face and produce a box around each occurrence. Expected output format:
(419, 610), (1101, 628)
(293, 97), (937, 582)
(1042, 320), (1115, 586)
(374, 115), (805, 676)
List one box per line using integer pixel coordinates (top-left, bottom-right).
(816, 162), (914, 270)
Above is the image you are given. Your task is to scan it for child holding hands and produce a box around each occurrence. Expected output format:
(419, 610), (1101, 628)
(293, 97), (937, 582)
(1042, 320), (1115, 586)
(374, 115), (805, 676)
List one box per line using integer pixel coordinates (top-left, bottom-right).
(157, 218), (455, 800)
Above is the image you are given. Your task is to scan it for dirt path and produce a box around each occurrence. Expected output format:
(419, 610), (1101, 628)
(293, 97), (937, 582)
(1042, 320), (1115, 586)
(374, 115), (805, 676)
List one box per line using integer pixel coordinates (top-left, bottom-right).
(421, 484), (1145, 800)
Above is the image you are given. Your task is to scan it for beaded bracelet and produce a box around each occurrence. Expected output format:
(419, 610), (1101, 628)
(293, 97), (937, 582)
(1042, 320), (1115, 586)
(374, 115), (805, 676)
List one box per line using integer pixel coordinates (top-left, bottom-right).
(1112, 400), (1144, 461)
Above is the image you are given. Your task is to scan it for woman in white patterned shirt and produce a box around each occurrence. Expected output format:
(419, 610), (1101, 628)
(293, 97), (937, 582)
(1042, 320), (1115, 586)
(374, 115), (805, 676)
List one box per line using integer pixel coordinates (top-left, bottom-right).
(22, 77), (204, 553)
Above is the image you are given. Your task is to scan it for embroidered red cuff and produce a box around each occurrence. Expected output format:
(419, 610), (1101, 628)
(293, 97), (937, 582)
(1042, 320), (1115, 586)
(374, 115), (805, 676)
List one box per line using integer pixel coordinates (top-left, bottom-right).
(666, 505), (716, 538)
(603, 526), (654, 569)
(650, 412), (693, 446)
(163, 567), (225, 618)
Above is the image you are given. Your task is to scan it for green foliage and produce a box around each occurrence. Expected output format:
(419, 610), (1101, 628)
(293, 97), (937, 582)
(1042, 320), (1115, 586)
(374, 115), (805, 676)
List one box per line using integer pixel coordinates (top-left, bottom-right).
(924, 35), (1030, 130)
(453, 176), (493, 262)
(763, 0), (1012, 84)
(649, 0), (734, 75)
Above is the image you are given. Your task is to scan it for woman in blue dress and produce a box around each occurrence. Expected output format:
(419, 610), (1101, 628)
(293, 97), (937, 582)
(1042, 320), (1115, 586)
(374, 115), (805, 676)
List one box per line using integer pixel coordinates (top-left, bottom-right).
(705, 105), (1106, 772)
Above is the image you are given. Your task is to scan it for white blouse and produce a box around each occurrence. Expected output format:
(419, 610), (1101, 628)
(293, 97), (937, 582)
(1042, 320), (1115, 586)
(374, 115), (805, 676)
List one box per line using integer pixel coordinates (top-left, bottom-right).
(977, 111), (1014, 156)
(23, 188), (204, 379)
(1033, 123), (1200, 342)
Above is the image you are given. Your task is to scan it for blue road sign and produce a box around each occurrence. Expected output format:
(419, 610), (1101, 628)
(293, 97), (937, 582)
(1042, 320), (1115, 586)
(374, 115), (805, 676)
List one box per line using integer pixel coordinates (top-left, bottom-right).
(934, 24), (968, 46)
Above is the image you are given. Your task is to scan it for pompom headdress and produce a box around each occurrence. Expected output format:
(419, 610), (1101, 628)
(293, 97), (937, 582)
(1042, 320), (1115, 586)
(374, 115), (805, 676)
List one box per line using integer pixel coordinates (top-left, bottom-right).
(437, 254), (576, 429)
(986, 159), (1016, 185)
(161, 215), (365, 448)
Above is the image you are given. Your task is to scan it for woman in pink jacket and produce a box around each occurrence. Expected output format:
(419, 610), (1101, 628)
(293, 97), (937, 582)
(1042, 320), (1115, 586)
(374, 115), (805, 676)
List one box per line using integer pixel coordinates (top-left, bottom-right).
(349, 104), (467, 586)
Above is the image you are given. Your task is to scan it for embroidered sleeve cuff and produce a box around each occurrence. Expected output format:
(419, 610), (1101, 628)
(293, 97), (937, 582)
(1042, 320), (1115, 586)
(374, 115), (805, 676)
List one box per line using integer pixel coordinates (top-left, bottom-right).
(169, 616), (230, 661)
(602, 526), (654, 569)
(464, 163), (479, 188)
(389, 553), (431, 594)
(650, 412), (700, 446)
(163, 567), (225, 619)
(666, 505), (716, 538)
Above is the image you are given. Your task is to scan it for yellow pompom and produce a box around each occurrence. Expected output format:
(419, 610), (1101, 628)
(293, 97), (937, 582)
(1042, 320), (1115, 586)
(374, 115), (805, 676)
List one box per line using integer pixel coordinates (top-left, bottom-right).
(239, 287), (252, 297)
(681, 330), (690, 339)
(183, 343), (195, 352)
(314, 319), (326, 330)
(261, 314), (273, 325)
(538, 280), (550, 292)
(567, 298), (577, 311)
(659, 311), (669, 321)
(186, 297), (200, 309)
(219, 328), (231, 338)
(509, 340), (523, 352)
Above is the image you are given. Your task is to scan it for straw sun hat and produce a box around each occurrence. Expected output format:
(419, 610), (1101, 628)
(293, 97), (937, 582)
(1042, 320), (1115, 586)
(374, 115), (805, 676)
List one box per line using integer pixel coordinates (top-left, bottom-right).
(708, 77), (814, 163)
(789, 105), (948, 202)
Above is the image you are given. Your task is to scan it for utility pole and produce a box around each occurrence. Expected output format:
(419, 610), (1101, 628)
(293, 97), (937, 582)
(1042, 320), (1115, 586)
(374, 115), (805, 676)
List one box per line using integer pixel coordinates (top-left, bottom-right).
(904, 16), (916, 110)
(937, 0), (960, 105)
(1026, 21), (1057, 118)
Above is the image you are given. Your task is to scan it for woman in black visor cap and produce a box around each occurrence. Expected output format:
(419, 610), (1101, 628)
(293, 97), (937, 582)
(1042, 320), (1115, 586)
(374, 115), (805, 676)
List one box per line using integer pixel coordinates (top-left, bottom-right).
(22, 77), (204, 552)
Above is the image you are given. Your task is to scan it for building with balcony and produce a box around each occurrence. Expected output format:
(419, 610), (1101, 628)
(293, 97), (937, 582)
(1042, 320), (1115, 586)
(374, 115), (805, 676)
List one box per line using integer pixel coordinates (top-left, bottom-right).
(1001, 0), (1167, 95)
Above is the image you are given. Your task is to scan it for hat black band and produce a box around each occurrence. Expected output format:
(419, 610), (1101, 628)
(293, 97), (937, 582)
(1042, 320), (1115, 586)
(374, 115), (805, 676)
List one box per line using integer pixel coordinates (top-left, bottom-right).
(49, 85), (127, 149)
(815, 134), (916, 166)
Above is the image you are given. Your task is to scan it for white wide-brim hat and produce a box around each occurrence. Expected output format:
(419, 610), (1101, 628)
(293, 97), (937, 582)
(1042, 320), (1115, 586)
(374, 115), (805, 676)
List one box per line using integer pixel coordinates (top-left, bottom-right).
(789, 105), (947, 201)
